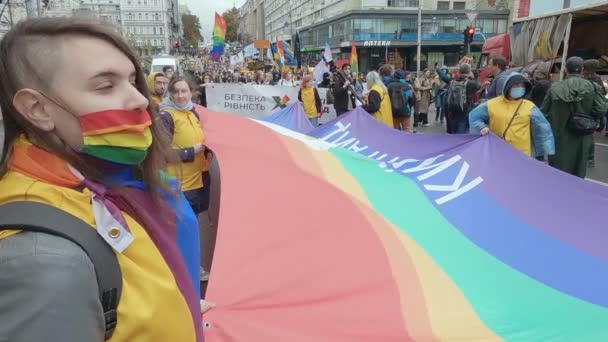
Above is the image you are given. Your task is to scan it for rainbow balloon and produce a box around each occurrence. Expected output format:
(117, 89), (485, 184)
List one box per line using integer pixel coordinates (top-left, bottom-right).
(200, 106), (608, 341)
(210, 12), (226, 62)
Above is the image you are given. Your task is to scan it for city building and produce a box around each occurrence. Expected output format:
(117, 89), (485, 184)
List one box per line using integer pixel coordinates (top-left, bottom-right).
(39, 0), (180, 57)
(0, 0), (28, 39)
(243, 0), (512, 71)
(238, 0), (265, 44)
(294, 0), (512, 71)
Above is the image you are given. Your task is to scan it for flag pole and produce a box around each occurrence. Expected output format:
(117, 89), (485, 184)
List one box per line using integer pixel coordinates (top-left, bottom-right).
(416, 0), (422, 74)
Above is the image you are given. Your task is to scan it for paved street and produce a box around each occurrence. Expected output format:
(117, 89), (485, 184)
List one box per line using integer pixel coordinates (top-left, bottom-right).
(415, 109), (608, 186)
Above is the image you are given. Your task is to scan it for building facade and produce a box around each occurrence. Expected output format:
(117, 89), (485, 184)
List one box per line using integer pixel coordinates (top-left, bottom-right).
(40, 0), (179, 57)
(238, 0), (265, 44)
(294, 0), (511, 71)
(0, 0), (28, 39)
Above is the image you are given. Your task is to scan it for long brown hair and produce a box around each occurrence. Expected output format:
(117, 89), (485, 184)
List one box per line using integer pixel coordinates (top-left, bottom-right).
(0, 18), (176, 196)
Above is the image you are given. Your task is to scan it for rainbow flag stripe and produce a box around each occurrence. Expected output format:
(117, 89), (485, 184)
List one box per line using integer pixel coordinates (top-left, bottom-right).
(210, 12), (226, 62)
(79, 109), (151, 136)
(201, 106), (608, 341)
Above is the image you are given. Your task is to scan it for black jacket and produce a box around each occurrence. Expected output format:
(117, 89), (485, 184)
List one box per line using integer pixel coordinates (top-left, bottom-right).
(529, 79), (551, 108)
(331, 75), (355, 114)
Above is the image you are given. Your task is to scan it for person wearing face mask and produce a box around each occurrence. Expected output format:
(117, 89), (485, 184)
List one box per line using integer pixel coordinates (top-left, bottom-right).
(298, 75), (322, 126)
(470, 72), (554, 158)
(160, 76), (208, 216)
(0, 18), (209, 342)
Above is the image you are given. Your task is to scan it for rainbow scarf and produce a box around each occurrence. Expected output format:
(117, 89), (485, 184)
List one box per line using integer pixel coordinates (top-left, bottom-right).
(210, 12), (226, 62)
(79, 109), (152, 165)
(8, 136), (203, 340)
(199, 106), (608, 341)
(350, 40), (358, 74)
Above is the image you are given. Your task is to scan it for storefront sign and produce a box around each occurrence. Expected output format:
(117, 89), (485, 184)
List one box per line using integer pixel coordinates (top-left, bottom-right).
(363, 40), (392, 47)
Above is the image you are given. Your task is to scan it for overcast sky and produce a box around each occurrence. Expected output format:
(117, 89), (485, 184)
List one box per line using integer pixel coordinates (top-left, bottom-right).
(182, 0), (246, 42)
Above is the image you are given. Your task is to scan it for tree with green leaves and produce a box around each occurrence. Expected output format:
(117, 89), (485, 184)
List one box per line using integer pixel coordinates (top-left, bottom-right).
(182, 14), (202, 48)
(222, 8), (239, 43)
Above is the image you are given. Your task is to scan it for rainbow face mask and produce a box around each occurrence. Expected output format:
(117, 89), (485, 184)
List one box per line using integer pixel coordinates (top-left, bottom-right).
(78, 109), (153, 165)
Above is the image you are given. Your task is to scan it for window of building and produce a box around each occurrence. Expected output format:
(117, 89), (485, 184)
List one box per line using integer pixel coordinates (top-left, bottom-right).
(440, 18), (456, 33)
(479, 19), (494, 33)
(144, 0), (147, 4)
(387, 0), (418, 7)
(128, 13), (133, 20)
(400, 18), (417, 37)
(127, 0), (131, 4)
(138, 13), (142, 20)
(145, 13), (149, 20)
(496, 19), (508, 33)
(437, 1), (449, 10)
(155, 13), (160, 21)
(453, 1), (466, 10)
(159, 27), (163, 35)
(153, 27), (156, 34)
(154, 39), (157, 46)
(354, 18), (374, 40)
(378, 19), (400, 39)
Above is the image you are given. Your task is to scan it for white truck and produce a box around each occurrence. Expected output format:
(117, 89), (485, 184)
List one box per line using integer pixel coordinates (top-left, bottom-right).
(150, 55), (178, 75)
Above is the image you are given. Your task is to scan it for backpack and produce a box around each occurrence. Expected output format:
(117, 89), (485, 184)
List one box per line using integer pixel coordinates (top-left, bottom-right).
(447, 79), (469, 115)
(0, 201), (121, 341)
(404, 84), (416, 115)
(388, 82), (406, 117)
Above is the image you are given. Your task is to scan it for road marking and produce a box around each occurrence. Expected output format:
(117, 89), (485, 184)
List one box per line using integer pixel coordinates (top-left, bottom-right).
(595, 142), (608, 147)
(586, 178), (608, 186)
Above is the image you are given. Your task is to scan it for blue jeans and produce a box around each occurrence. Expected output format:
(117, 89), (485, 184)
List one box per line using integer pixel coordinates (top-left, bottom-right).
(449, 118), (468, 134)
(435, 91), (446, 122)
(309, 117), (319, 127)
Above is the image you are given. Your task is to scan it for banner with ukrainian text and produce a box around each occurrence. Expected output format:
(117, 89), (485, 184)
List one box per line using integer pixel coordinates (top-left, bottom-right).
(201, 105), (608, 341)
(205, 84), (337, 123)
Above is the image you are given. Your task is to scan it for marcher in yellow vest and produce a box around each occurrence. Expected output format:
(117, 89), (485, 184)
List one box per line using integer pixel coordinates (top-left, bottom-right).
(146, 72), (168, 106)
(469, 73), (555, 158)
(363, 71), (393, 127)
(160, 76), (208, 215)
(0, 18), (210, 342)
(298, 74), (322, 127)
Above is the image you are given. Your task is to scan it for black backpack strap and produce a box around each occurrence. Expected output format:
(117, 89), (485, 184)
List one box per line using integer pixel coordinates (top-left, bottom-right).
(0, 201), (122, 340)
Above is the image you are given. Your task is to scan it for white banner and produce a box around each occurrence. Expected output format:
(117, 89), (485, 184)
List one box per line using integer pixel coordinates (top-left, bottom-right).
(205, 84), (337, 124)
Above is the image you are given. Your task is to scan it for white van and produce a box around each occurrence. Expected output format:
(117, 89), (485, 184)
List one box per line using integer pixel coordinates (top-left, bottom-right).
(151, 55), (177, 74)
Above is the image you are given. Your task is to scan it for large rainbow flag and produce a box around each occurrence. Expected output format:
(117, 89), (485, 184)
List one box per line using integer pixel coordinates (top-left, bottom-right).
(210, 12), (226, 62)
(200, 106), (608, 341)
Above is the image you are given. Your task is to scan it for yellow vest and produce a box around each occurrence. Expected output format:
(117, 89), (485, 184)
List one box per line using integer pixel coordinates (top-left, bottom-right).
(151, 95), (162, 105)
(0, 170), (198, 341)
(370, 84), (394, 128)
(165, 107), (205, 191)
(487, 97), (534, 156)
(301, 87), (318, 119)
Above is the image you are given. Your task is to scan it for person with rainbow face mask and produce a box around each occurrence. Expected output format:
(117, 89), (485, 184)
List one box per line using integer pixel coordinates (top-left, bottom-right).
(0, 18), (210, 342)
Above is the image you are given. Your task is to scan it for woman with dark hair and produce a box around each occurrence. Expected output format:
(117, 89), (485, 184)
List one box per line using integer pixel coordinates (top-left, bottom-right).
(0, 18), (208, 341)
